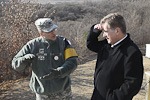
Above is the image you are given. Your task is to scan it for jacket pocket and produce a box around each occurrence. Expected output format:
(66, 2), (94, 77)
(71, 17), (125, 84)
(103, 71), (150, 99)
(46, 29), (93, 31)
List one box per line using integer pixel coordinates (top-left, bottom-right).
(50, 53), (64, 68)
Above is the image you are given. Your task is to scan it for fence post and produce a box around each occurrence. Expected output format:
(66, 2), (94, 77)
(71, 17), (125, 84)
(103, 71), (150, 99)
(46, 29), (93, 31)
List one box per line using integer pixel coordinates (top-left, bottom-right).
(145, 71), (150, 100)
(146, 44), (150, 58)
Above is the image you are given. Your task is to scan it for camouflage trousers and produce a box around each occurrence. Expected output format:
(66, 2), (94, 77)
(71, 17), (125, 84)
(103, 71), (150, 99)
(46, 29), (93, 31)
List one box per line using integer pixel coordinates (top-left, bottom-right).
(35, 86), (72, 100)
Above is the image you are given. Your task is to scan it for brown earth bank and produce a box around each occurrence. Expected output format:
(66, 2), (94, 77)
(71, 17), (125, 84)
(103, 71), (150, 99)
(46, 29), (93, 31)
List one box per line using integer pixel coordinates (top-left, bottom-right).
(0, 56), (150, 100)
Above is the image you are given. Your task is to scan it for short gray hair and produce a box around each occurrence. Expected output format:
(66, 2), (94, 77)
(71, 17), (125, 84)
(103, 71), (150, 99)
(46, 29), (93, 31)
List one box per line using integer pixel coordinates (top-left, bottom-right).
(100, 13), (126, 34)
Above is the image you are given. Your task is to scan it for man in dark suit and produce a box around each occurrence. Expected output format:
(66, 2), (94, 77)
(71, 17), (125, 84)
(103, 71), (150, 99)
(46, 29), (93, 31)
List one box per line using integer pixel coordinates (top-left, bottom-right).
(87, 13), (143, 100)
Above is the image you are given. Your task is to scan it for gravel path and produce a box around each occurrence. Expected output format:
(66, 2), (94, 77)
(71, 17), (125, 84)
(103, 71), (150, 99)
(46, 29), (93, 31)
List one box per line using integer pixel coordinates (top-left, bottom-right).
(0, 56), (149, 100)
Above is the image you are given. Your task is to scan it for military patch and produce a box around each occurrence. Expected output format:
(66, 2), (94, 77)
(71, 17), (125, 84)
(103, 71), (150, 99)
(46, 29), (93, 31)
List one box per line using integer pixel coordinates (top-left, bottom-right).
(36, 48), (47, 60)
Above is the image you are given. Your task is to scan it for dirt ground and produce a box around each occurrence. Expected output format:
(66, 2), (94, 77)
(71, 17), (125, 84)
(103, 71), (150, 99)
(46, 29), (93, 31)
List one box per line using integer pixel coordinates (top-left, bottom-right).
(0, 56), (150, 100)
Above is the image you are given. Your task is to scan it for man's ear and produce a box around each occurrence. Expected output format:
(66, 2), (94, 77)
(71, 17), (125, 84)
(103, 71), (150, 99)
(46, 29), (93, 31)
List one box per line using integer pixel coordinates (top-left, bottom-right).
(115, 27), (120, 35)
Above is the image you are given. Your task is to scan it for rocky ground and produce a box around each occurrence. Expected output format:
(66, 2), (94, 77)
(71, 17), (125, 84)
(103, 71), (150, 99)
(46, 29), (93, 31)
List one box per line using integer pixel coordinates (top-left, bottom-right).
(0, 56), (150, 100)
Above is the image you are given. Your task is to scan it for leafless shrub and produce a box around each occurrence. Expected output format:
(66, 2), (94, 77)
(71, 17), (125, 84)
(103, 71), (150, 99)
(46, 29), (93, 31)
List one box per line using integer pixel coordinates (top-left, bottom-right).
(0, 0), (53, 81)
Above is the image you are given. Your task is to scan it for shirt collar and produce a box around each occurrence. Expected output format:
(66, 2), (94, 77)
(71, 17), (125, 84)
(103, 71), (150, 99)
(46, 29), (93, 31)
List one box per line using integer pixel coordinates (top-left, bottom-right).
(111, 34), (128, 48)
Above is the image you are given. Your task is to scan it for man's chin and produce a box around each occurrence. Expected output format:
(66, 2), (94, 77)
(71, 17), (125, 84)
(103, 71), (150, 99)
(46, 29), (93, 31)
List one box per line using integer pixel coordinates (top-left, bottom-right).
(106, 40), (110, 44)
(51, 38), (56, 41)
(52, 36), (56, 40)
(45, 37), (56, 41)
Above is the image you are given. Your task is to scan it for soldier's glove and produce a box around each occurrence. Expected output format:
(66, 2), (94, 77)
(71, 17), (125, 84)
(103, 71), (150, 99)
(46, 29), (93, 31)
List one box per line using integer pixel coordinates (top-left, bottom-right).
(40, 68), (60, 80)
(23, 54), (35, 62)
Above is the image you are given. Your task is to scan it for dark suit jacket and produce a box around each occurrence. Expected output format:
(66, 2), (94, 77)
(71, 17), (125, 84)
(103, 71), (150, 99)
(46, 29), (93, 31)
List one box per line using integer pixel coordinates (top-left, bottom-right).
(87, 25), (143, 100)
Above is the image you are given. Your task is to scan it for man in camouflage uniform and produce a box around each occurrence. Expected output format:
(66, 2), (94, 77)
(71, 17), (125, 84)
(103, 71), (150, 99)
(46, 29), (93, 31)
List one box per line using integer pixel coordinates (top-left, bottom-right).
(12, 18), (78, 100)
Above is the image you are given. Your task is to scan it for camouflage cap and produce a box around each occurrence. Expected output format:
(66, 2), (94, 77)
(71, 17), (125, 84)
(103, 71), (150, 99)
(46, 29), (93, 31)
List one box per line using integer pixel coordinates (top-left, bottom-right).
(35, 18), (57, 33)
